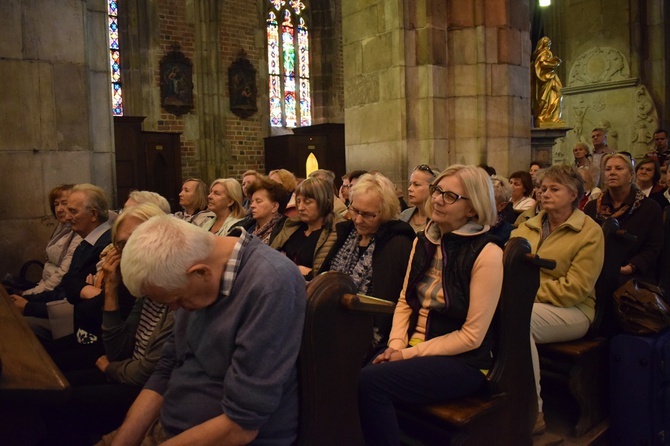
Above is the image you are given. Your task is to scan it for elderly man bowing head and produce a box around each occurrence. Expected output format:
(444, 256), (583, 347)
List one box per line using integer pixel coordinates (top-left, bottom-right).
(100, 216), (306, 446)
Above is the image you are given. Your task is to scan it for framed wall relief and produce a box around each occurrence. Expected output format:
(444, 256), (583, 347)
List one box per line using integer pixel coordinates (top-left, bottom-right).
(228, 50), (258, 119)
(160, 47), (194, 117)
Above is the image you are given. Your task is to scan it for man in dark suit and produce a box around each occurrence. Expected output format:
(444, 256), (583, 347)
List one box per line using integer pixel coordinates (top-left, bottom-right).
(11, 183), (112, 337)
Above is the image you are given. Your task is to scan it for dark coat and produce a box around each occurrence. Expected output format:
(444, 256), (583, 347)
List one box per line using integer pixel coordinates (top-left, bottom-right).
(322, 219), (415, 345)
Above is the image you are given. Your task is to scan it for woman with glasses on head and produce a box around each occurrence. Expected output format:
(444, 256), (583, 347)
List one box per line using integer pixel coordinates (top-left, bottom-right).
(324, 173), (415, 347)
(271, 177), (344, 280)
(512, 165), (604, 434)
(400, 164), (437, 233)
(358, 165), (504, 446)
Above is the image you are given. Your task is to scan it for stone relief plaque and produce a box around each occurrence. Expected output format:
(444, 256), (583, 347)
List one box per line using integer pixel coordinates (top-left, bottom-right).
(551, 47), (658, 164)
(568, 47), (630, 87)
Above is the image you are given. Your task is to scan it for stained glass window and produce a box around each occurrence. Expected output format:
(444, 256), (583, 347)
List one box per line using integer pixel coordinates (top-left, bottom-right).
(267, 0), (310, 127)
(108, 1), (123, 116)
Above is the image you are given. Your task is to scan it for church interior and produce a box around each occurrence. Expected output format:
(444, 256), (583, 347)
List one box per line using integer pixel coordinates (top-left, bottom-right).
(0, 0), (669, 444)
(1, 0), (667, 272)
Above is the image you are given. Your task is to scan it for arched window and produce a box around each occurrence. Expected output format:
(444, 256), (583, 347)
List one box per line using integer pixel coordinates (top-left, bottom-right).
(267, 0), (311, 128)
(108, 0), (123, 116)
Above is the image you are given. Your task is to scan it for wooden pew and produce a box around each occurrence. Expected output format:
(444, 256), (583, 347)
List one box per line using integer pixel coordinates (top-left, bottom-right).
(396, 237), (549, 446)
(0, 283), (70, 445)
(537, 218), (634, 437)
(298, 271), (394, 446)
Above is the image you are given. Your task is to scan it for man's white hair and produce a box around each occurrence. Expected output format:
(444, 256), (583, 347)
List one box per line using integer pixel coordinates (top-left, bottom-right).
(121, 215), (214, 297)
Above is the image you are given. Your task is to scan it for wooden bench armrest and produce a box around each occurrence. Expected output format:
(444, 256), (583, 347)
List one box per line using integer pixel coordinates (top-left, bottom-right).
(411, 392), (509, 427)
(341, 293), (395, 315)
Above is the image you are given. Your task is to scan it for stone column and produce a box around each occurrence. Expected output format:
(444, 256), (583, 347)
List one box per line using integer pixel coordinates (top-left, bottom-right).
(0, 0), (115, 274)
(446, 0), (531, 176)
(342, 0), (531, 184)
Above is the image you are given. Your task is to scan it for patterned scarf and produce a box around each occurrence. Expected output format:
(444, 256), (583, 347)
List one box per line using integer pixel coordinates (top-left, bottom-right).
(595, 187), (645, 222)
(254, 213), (284, 244)
(330, 228), (376, 294)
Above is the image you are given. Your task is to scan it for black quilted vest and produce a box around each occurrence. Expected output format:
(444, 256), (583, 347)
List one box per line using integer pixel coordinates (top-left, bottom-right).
(404, 231), (501, 369)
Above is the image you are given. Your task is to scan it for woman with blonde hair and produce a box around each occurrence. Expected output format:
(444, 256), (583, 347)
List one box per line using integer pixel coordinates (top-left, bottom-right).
(324, 173), (415, 347)
(399, 164), (437, 233)
(359, 165), (503, 445)
(201, 179), (246, 236)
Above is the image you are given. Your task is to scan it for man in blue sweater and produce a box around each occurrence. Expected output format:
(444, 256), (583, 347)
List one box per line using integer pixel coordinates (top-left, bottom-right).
(102, 215), (306, 445)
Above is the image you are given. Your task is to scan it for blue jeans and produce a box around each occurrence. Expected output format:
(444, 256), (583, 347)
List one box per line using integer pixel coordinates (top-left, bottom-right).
(358, 355), (486, 446)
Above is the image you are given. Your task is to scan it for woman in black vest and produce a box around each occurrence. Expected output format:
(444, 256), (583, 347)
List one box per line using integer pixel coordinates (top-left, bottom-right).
(358, 165), (504, 446)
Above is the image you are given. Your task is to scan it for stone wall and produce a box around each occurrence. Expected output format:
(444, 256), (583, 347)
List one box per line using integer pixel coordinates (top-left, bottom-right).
(541, 0), (668, 163)
(0, 0), (114, 275)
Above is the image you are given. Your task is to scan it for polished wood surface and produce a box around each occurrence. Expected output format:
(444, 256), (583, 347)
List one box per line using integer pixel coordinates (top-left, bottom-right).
(0, 284), (70, 401)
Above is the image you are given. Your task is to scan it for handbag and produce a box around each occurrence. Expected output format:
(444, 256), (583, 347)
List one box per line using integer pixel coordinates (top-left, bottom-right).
(613, 279), (670, 335)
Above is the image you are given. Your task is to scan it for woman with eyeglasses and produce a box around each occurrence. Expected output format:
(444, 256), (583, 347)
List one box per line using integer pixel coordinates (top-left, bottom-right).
(324, 173), (415, 347)
(512, 165), (604, 434)
(400, 164), (437, 233)
(358, 165), (503, 445)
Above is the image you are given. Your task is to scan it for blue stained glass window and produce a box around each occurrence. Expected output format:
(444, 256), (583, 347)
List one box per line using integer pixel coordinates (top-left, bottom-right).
(266, 0), (310, 127)
(108, 0), (123, 116)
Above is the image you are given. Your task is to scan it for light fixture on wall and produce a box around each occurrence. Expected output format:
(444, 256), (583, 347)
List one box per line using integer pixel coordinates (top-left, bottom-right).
(539, 0), (551, 6)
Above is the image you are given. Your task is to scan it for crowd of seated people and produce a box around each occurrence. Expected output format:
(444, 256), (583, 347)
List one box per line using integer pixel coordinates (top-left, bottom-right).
(5, 144), (669, 445)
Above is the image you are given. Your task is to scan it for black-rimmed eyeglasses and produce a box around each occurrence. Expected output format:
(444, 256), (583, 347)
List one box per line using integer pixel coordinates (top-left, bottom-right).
(429, 185), (469, 204)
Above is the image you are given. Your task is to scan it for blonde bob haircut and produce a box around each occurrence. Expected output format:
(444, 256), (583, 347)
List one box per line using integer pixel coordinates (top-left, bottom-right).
(210, 178), (245, 219)
(112, 202), (166, 244)
(349, 173), (400, 222)
(434, 165), (497, 226)
(121, 215), (215, 297)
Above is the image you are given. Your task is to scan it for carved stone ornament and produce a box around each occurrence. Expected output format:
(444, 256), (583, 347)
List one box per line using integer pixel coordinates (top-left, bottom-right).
(567, 47), (632, 88)
(228, 50), (258, 119)
(159, 46), (194, 117)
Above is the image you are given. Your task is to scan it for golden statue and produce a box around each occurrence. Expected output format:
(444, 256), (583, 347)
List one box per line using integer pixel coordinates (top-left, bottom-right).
(532, 37), (566, 128)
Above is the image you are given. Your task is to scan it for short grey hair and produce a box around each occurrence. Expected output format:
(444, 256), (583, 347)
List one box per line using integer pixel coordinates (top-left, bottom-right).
(72, 183), (109, 222)
(127, 190), (171, 213)
(121, 215), (214, 297)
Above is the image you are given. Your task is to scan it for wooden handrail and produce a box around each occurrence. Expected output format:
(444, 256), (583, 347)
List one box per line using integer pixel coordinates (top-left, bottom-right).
(341, 293), (395, 315)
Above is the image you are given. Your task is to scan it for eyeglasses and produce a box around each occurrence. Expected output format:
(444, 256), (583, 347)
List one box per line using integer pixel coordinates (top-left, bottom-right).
(414, 164), (437, 177)
(429, 185), (469, 204)
(348, 205), (379, 221)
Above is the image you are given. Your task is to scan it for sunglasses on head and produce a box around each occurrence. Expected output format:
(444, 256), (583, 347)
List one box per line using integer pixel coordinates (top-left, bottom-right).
(414, 164), (436, 177)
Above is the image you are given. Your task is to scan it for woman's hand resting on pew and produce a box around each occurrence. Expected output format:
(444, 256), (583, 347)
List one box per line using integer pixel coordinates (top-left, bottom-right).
(372, 347), (403, 364)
